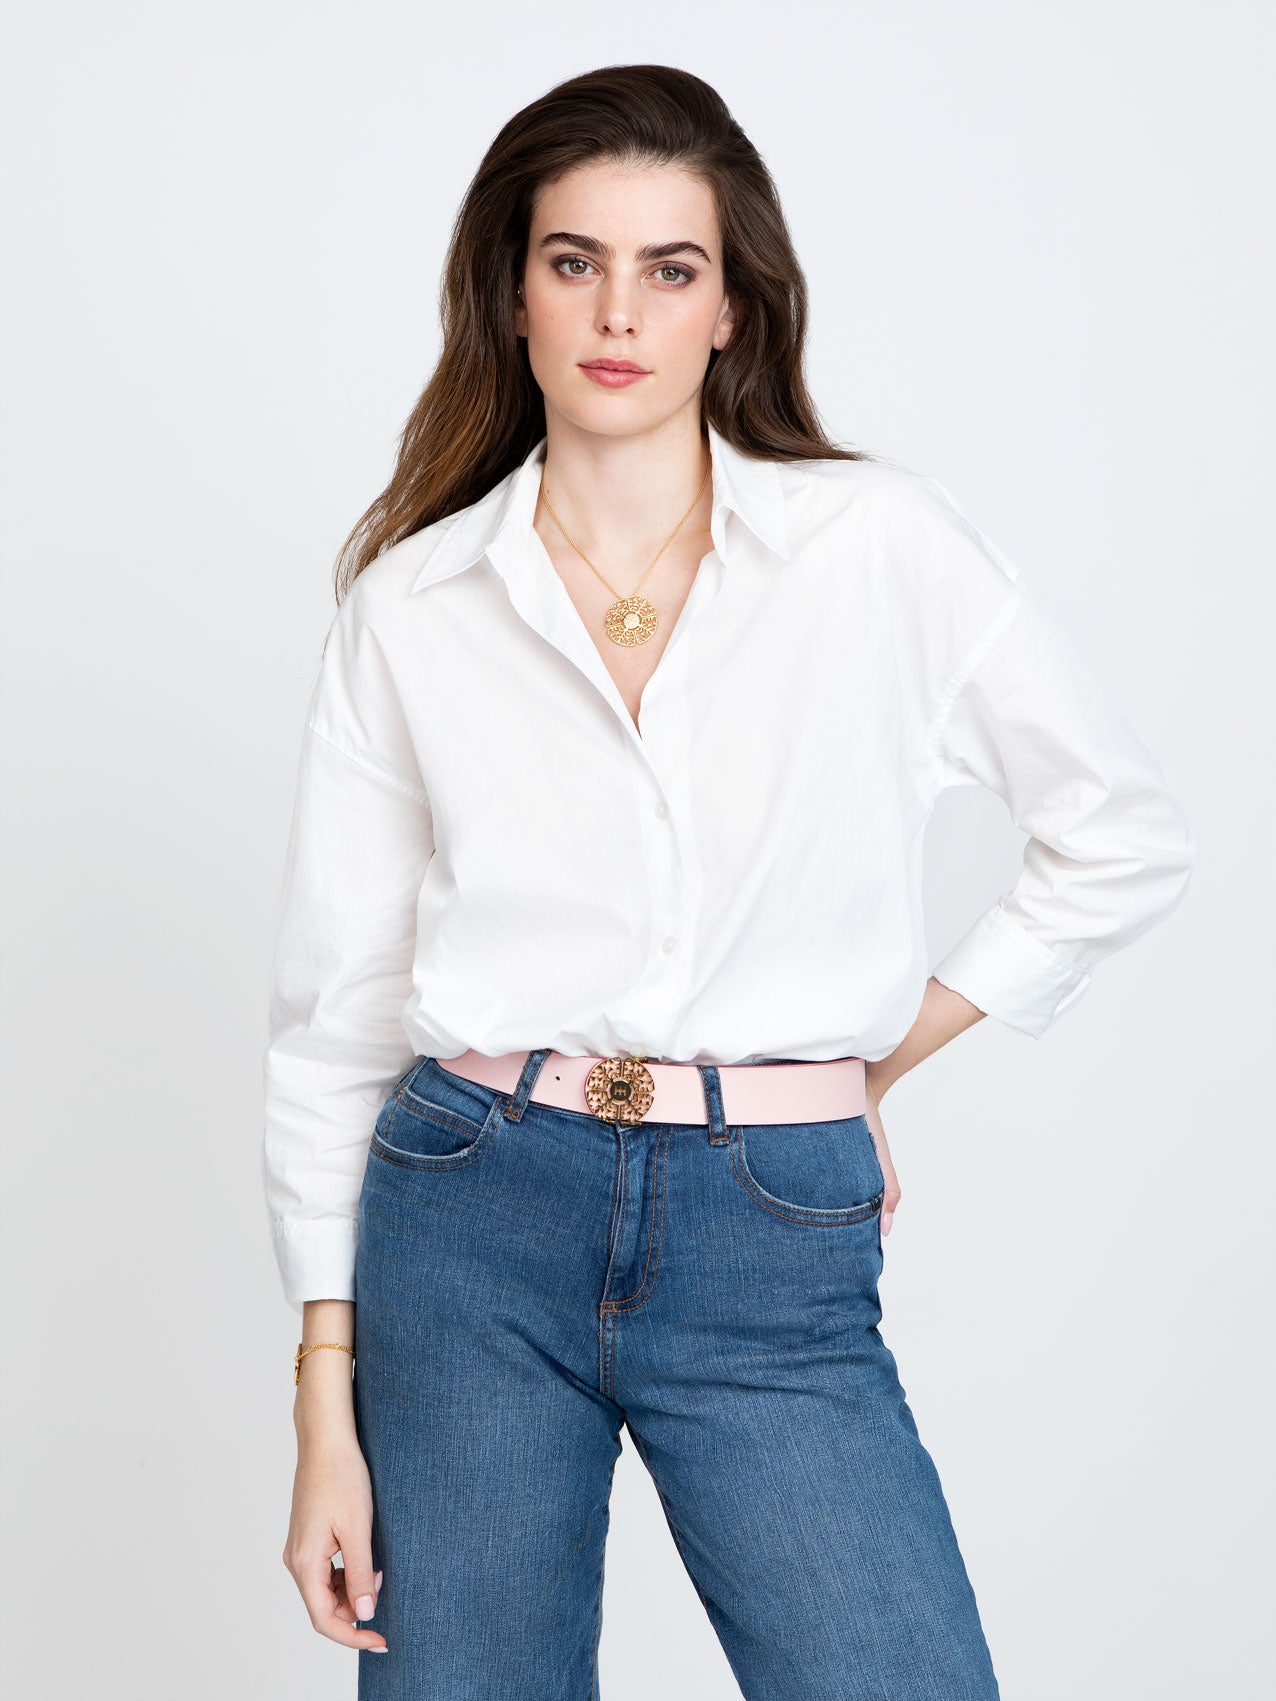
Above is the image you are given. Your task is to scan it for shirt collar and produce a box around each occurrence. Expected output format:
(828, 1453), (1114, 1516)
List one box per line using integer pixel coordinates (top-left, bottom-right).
(409, 420), (790, 595)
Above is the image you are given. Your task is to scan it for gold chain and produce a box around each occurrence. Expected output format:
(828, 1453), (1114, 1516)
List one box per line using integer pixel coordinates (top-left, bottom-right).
(537, 449), (711, 648)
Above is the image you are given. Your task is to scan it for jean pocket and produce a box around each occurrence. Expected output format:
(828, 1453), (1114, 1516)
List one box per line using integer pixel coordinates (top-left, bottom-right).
(728, 1114), (885, 1225)
(370, 1057), (505, 1170)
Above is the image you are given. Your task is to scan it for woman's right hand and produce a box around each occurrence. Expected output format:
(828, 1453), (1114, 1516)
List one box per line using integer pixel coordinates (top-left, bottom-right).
(283, 1426), (387, 1652)
(283, 1305), (388, 1654)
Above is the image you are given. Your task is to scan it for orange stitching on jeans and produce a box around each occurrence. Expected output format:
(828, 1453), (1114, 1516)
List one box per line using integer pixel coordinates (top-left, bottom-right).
(726, 1128), (883, 1224)
(392, 1085), (488, 1142)
(600, 1131), (660, 1310)
(600, 1124), (672, 1314)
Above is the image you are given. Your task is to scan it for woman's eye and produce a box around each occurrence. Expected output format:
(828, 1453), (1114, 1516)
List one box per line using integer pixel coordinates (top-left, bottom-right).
(551, 257), (694, 285)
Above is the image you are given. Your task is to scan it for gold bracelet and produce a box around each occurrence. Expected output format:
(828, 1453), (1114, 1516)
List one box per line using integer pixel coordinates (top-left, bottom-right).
(294, 1341), (355, 1386)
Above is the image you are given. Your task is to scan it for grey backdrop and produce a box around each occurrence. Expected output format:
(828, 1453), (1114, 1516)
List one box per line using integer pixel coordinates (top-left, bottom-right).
(3, 2), (1271, 1697)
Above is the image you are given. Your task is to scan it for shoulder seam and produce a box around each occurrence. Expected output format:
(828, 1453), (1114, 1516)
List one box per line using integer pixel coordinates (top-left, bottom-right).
(927, 584), (1026, 759)
(304, 719), (431, 809)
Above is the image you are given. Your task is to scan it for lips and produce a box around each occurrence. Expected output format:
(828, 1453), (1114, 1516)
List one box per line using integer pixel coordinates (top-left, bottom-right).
(581, 360), (650, 374)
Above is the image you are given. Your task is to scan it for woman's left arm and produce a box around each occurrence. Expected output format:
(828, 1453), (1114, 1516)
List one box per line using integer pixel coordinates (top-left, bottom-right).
(865, 977), (986, 1236)
(865, 473), (1198, 1231)
(923, 568), (1196, 1038)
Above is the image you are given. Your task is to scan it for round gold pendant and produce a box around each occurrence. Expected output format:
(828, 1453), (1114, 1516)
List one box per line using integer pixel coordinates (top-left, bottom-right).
(603, 595), (658, 647)
(584, 1057), (656, 1123)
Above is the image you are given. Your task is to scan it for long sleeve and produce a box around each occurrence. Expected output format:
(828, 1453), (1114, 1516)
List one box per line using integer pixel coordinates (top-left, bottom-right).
(927, 566), (1195, 1038)
(261, 588), (435, 1312)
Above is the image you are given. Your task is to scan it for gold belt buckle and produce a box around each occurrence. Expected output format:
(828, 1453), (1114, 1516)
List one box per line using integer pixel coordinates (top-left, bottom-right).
(584, 1056), (656, 1124)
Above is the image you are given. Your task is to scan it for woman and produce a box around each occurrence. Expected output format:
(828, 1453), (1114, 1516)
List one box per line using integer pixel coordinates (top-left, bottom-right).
(262, 64), (1194, 1698)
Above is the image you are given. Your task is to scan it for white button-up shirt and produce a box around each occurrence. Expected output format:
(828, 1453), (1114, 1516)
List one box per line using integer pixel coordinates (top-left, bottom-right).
(261, 424), (1194, 1308)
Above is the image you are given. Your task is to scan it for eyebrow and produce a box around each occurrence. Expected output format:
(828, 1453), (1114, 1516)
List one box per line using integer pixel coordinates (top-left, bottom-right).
(537, 231), (714, 267)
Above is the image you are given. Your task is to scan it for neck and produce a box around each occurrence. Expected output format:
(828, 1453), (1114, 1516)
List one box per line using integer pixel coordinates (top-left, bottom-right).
(534, 410), (712, 571)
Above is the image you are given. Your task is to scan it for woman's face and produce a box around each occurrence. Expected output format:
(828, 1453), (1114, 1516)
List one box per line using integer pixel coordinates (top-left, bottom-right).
(515, 159), (735, 439)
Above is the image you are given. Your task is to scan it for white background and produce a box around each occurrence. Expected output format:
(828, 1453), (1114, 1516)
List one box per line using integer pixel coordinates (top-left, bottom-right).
(3, 3), (1271, 1696)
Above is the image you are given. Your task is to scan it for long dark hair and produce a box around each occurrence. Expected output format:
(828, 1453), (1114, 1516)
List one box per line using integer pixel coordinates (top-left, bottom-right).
(334, 63), (875, 601)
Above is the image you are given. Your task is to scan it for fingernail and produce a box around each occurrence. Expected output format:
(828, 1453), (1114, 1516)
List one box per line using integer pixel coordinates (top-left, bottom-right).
(881, 1212), (893, 1235)
(356, 1594), (377, 1619)
(367, 1645), (389, 1653)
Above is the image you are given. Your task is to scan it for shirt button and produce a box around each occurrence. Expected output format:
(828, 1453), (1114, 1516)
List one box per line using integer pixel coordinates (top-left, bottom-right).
(661, 936), (678, 955)
(654, 799), (669, 819)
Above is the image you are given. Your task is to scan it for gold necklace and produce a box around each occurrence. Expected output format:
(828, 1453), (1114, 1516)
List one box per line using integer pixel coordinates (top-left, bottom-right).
(538, 452), (711, 647)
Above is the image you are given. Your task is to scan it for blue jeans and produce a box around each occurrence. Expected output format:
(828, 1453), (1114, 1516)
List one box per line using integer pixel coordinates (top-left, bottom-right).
(352, 1049), (1001, 1699)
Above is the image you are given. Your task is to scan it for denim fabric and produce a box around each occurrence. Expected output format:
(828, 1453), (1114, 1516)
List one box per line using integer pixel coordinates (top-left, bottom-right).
(352, 1050), (1001, 1699)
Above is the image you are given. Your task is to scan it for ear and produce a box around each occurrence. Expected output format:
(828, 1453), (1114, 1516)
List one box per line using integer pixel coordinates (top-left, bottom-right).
(713, 294), (735, 353)
(514, 281), (527, 339)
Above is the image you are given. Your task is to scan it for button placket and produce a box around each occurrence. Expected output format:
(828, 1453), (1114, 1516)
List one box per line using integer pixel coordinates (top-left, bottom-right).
(611, 600), (709, 1051)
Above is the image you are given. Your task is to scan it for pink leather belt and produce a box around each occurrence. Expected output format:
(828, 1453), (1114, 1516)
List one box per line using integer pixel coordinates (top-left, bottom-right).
(436, 1049), (867, 1126)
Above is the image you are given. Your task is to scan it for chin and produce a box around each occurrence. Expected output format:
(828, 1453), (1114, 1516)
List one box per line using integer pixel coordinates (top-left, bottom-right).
(546, 396), (661, 439)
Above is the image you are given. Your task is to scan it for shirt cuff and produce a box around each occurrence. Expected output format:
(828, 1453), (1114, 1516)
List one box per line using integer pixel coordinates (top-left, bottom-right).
(270, 1218), (359, 1316)
(930, 902), (1093, 1039)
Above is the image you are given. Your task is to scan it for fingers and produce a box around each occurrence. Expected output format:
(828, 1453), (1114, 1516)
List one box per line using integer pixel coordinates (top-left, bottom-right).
(338, 1544), (385, 1631)
(881, 1178), (902, 1237)
(285, 1538), (388, 1653)
(880, 1159), (902, 1236)
(865, 1113), (901, 1238)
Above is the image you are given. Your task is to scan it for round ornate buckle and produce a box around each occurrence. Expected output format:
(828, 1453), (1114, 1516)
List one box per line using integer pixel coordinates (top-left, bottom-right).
(584, 1056), (655, 1124)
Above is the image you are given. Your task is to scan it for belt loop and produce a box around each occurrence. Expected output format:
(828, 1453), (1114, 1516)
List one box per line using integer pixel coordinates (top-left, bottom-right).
(504, 1047), (551, 1120)
(697, 1063), (729, 1145)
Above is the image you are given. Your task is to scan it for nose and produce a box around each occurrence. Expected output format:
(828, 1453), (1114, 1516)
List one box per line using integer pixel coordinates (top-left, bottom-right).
(595, 276), (643, 338)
